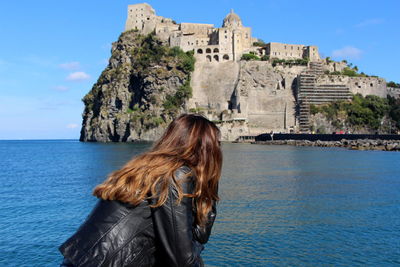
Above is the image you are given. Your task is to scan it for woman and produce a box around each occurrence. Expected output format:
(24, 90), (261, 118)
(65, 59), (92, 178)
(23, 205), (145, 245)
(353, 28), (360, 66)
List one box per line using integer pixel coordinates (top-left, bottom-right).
(59, 114), (223, 267)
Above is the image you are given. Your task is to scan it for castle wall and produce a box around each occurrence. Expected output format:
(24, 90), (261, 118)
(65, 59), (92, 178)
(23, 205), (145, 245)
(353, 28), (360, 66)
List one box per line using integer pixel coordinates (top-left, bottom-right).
(304, 45), (320, 61)
(125, 3), (157, 34)
(388, 87), (400, 99)
(180, 23), (214, 35)
(189, 61), (240, 111)
(236, 61), (297, 134)
(265, 42), (320, 61)
(317, 75), (387, 98)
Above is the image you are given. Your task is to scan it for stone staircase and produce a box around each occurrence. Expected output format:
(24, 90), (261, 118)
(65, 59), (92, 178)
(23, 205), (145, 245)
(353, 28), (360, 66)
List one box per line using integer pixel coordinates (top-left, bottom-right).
(297, 61), (352, 133)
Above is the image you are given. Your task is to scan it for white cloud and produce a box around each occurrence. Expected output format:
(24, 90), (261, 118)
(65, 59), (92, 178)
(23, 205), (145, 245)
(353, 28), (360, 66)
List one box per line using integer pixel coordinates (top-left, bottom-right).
(53, 85), (69, 91)
(66, 71), (90, 82)
(59, 61), (81, 70)
(332, 46), (363, 60)
(355, 18), (384, 28)
(66, 123), (79, 129)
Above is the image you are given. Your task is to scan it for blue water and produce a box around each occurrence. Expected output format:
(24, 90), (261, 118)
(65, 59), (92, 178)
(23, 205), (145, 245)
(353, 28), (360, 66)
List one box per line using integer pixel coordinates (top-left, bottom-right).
(0, 140), (399, 266)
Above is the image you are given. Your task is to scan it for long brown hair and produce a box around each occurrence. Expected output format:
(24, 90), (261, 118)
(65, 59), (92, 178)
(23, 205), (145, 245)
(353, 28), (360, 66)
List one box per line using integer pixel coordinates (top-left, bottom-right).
(93, 113), (223, 226)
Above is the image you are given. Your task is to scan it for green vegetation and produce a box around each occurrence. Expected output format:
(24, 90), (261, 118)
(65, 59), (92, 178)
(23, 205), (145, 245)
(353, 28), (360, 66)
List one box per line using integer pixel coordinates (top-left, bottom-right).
(326, 67), (366, 77)
(168, 46), (195, 73)
(83, 31), (196, 131)
(388, 95), (400, 129)
(130, 33), (195, 74)
(253, 39), (266, 47)
(310, 94), (400, 132)
(188, 107), (205, 114)
(241, 53), (260, 61)
(261, 55), (269, 61)
(387, 81), (400, 88)
(130, 33), (167, 70)
(127, 103), (140, 113)
(128, 32), (195, 115)
(271, 57), (309, 67)
(325, 61), (376, 78)
(163, 80), (193, 113)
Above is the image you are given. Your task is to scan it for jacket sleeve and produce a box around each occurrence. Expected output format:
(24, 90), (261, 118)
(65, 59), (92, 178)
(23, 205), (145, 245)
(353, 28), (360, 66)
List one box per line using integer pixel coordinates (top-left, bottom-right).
(151, 166), (204, 267)
(192, 200), (217, 244)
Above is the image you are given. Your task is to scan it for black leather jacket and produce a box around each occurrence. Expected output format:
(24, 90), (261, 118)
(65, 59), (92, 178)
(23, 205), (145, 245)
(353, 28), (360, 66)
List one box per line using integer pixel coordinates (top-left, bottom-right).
(59, 166), (217, 267)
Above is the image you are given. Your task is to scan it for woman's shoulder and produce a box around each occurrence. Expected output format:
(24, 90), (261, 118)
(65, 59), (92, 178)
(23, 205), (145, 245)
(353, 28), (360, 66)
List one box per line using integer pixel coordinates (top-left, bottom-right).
(171, 165), (196, 194)
(59, 199), (152, 265)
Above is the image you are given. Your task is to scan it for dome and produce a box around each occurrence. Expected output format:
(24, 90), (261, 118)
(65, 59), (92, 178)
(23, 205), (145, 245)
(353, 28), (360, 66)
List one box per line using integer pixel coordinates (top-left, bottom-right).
(223, 9), (242, 28)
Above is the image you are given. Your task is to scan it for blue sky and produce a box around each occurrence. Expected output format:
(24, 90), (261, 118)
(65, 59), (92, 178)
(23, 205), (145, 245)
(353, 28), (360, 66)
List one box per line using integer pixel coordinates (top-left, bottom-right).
(0, 0), (399, 139)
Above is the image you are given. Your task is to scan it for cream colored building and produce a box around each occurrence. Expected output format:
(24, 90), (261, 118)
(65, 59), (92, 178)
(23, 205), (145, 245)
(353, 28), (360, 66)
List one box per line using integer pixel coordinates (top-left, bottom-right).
(125, 3), (320, 63)
(125, 3), (256, 62)
(265, 42), (320, 61)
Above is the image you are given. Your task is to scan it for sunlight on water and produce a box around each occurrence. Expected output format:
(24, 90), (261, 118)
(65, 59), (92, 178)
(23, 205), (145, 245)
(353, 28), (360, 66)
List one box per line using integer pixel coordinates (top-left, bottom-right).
(0, 140), (399, 266)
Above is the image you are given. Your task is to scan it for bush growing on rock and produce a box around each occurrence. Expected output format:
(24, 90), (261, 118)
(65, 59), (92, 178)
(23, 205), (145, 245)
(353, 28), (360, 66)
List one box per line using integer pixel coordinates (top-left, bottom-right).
(241, 53), (260, 61)
(310, 94), (400, 132)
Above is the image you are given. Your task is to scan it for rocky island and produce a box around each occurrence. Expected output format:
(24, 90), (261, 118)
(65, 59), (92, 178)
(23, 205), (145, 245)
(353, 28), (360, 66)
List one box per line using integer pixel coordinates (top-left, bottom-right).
(80, 3), (400, 142)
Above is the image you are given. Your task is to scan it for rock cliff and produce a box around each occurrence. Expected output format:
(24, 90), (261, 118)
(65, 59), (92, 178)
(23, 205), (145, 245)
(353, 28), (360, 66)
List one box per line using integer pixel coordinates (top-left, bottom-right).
(80, 30), (394, 142)
(80, 30), (194, 142)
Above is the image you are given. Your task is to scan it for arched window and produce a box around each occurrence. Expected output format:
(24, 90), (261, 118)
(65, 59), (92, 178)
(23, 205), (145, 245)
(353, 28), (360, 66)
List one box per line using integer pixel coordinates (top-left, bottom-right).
(223, 54), (229, 61)
(206, 55), (212, 62)
(213, 48), (219, 53)
(197, 49), (203, 54)
(213, 55), (219, 62)
(206, 48), (212, 53)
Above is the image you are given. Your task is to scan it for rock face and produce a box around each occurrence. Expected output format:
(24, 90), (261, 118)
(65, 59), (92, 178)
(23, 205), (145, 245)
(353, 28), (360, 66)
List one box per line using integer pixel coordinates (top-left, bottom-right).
(236, 61), (301, 135)
(80, 30), (392, 142)
(80, 30), (193, 142)
(188, 60), (304, 139)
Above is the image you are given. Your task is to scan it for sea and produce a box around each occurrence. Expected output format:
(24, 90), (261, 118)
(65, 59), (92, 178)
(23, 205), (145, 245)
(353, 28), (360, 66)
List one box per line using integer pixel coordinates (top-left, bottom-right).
(0, 140), (399, 266)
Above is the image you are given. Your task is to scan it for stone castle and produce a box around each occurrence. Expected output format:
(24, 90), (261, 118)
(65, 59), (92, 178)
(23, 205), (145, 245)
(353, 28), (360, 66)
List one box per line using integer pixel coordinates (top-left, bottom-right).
(122, 3), (389, 140)
(125, 3), (320, 62)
